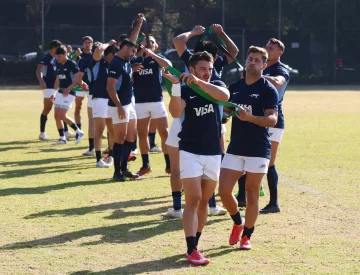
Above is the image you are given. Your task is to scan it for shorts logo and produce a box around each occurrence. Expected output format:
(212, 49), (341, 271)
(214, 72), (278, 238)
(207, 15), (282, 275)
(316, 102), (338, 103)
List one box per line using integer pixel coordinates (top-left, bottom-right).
(194, 104), (214, 116)
(259, 164), (266, 168)
(269, 133), (273, 136)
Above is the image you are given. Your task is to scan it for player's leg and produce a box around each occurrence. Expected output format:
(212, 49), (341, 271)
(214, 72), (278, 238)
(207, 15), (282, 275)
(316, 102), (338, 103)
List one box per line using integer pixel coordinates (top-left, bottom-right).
(39, 89), (56, 140)
(240, 157), (269, 250)
(121, 117), (139, 179)
(104, 118), (114, 165)
(137, 116), (151, 174)
(74, 93), (85, 134)
(149, 119), (161, 152)
(219, 154), (246, 245)
(83, 95), (95, 156)
(149, 102), (170, 173)
(53, 106), (66, 145)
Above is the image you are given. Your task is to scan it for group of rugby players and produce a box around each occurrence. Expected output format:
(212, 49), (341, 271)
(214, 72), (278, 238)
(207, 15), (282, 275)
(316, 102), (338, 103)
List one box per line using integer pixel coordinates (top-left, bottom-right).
(36, 13), (289, 265)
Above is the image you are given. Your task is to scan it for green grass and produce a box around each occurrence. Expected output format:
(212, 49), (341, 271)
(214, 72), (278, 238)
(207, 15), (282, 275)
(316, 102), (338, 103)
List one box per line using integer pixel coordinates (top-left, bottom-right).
(0, 88), (359, 274)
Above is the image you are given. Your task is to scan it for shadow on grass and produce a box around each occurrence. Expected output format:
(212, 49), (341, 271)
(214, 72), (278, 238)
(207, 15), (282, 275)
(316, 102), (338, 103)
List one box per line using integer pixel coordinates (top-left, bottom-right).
(25, 195), (170, 219)
(27, 146), (88, 154)
(1, 217), (226, 250)
(0, 140), (40, 146)
(1, 156), (84, 168)
(0, 178), (111, 196)
(71, 246), (235, 274)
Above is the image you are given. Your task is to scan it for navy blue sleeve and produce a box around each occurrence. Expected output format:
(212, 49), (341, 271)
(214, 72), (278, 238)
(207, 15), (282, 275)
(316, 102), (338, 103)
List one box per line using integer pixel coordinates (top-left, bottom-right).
(181, 85), (190, 102)
(70, 61), (79, 74)
(211, 80), (227, 88)
(79, 58), (90, 73)
(131, 56), (143, 65)
(180, 49), (193, 68)
(39, 55), (50, 65)
(275, 66), (290, 81)
(108, 60), (122, 79)
(263, 81), (279, 111)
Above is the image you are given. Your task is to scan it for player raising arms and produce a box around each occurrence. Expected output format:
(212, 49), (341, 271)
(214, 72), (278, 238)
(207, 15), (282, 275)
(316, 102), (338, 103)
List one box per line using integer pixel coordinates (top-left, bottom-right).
(165, 51), (229, 265)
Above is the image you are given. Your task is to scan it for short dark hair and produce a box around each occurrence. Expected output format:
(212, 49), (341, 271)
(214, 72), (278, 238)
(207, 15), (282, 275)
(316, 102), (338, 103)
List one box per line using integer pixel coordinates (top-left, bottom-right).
(55, 45), (67, 55)
(82, 36), (93, 43)
(120, 39), (136, 49)
(188, 51), (214, 68)
(49, 40), (62, 50)
(118, 34), (128, 43)
(247, 46), (268, 64)
(104, 45), (120, 56)
(268, 38), (285, 52)
(195, 41), (218, 59)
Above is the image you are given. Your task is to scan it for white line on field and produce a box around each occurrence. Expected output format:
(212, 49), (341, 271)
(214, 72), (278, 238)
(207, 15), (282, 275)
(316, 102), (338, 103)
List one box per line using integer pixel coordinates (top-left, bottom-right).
(281, 179), (325, 195)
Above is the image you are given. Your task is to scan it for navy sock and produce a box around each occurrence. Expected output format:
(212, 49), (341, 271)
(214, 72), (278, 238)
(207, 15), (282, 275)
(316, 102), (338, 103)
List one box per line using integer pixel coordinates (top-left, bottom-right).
(58, 128), (65, 138)
(242, 226), (255, 239)
(96, 151), (102, 162)
(208, 193), (216, 208)
(195, 232), (202, 247)
(132, 136), (137, 150)
(120, 140), (132, 171)
(148, 132), (155, 148)
(164, 154), (170, 169)
(141, 154), (150, 168)
(88, 138), (94, 151)
(237, 174), (246, 202)
(64, 122), (68, 132)
(185, 236), (196, 255)
(230, 211), (243, 226)
(40, 114), (47, 132)
(112, 142), (123, 175)
(70, 123), (78, 131)
(172, 191), (182, 210)
(267, 165), (279, 206)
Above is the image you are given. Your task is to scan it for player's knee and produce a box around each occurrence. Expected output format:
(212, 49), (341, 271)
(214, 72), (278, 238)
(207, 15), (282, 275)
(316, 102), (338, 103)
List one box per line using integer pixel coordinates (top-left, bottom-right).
(246, 187), (259, 204)
(186, 195), (201, 208)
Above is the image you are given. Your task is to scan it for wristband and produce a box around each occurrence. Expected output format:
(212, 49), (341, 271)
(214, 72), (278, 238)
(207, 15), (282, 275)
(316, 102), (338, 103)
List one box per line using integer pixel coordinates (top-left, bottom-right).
(172, 83), (181, 97)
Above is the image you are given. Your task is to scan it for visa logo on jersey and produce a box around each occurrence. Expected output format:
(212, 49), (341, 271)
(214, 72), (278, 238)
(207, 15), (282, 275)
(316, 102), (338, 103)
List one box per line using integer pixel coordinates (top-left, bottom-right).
(58, 74), (66, 79)
(194, 104), (214, 116)
(139, 68), (153, 75)
(236, 104), (253, 113)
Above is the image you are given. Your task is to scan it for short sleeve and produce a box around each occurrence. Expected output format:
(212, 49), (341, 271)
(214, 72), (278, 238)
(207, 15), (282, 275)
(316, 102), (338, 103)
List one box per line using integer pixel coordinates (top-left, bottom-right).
(108, 60), (122, 79)
(211, 80), (227, 88)
(70, 61), (79, 74)
(275, 66), (290, 81)
(39, 55), (49, 65)
(263, 81), (279, 111)
(180, 49), (193, 69)
(180, 85), (190, 102)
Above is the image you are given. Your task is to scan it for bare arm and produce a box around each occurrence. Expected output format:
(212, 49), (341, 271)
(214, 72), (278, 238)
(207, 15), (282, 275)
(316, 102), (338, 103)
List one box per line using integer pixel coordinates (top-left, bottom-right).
(212, 24), (239, 64)
(93, 40), (116, 61)
(68, 72), (81, 90)
(107, 78), (122, 107)
(173, 25), (204, 57)
(128, 13), (144, 44)
(168, 83), (186, 118)
(145, 49), (172, 68)
(237, 108), (278, 127)
(263, 75), (286, 89)
(76, 72), (85, 86)
(36, 64), (45, 82)
(180, 73), (230, 102)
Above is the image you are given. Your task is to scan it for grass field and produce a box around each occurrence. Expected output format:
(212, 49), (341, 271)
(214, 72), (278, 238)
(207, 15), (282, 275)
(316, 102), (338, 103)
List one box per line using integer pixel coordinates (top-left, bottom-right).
(0, 87), (359, 274)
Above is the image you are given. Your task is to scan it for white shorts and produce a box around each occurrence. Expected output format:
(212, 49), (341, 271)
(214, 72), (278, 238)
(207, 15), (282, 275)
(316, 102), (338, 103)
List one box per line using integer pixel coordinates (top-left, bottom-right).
(87, 95), (93, 108)
(221, 153), (269, 174)
(43, 88), (57, 99)
(180, 150), (221, 181)
(76, 90), (87, 98)
(135, 101), (168, 119)
(269, 127), (284, 143)
(221, 124), (226, 135)
(129, 97), (137, 120)
(109, 104), (131, 124)
(165, 118), (181, 148)
(92, 98), (109, 119)
(54, 93), (76, 110)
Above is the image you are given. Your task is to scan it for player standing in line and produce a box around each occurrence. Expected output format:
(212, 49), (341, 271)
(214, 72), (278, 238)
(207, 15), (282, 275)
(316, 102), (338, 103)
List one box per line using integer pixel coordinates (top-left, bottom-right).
(36, 40), (62, 141)
(165, 51), (229, 265)
(219, 46), (278, 250)
(132, 35), (172, 176)
(52, 45), (86, 145)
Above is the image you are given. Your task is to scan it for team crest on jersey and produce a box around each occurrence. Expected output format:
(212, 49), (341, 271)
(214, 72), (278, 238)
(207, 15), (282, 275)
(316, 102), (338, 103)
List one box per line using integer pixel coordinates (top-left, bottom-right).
(58, 74), (66, 79)
(249, 94), (259, 98)
(139, 68), (153, 75)
(194, 104), (214, 116)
